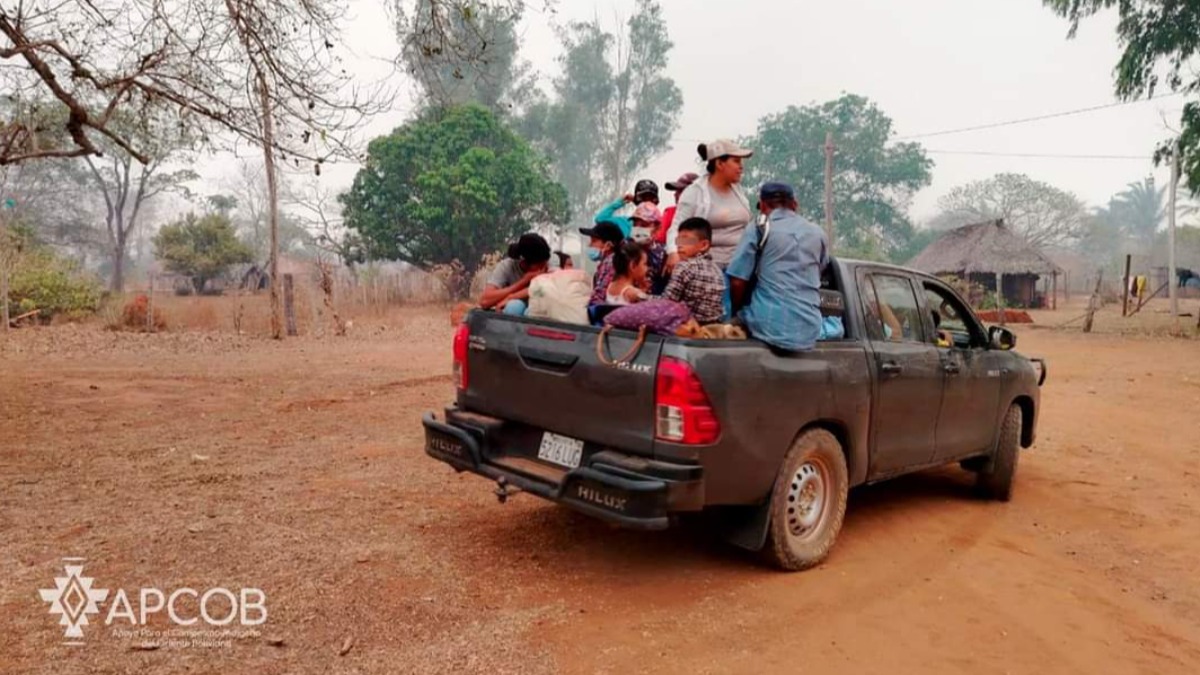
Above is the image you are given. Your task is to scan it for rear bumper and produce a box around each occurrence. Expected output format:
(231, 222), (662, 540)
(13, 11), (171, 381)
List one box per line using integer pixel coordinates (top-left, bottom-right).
(422, 409), (704, 530)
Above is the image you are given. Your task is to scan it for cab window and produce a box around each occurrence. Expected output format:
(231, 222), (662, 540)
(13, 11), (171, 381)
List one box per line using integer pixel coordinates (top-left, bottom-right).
(862, 274), (926, 343)
(923, 281), (985, 349)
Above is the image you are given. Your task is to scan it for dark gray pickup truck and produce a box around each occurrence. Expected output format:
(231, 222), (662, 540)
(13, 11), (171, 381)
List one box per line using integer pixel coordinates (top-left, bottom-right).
(423, 258), (1046, 570)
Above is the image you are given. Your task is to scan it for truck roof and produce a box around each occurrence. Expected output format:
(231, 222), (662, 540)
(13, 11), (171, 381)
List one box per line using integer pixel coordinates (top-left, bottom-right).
(834, 257), (942, 284)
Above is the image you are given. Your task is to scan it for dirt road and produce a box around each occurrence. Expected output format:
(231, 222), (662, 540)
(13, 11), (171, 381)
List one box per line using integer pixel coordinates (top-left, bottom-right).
(2, 309), (1199, 674)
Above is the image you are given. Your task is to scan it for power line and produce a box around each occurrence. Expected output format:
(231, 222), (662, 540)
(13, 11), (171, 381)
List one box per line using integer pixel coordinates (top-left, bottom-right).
(925, 149), (1152, 161)
(893, 92), (1183, 141)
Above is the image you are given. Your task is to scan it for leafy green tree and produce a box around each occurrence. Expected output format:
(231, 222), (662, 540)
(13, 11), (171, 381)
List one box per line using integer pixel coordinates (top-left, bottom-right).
(742, 94), (933, 259)
(931, 173), (1086, 249)
(72, 115), (198, 292)
(1109, 176), (1164, 253)
(207, 195), (239, 218)
(1154, 225), (1200, 271)
(0, 157), (106, 266)
(395, 0), (535, 113)
(2, 223), (102, 321)
(517, 23), (610, 229)
(1044, 0), (1200, 192)
(1075, 202), (1127, 279)
(153, 213), (253, 294)
(522, 0), (682, 227)
(339, 105), (568, 298)
(895, 226), (941, 266)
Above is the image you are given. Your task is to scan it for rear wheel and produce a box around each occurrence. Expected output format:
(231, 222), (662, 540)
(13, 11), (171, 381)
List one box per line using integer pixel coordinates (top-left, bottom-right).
(976, 404), (1022, 501)
(762, 429), (848, 571)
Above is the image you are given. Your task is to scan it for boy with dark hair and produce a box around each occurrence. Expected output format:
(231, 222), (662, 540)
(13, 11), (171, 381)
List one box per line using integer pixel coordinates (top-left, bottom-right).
(479, 233), (553, 315)
(663, 217), (726, 324)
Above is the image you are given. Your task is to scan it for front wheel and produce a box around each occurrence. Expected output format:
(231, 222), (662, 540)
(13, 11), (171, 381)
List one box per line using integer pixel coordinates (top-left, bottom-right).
(976, 404), (1022, 502)
(762, 429), (849, 571)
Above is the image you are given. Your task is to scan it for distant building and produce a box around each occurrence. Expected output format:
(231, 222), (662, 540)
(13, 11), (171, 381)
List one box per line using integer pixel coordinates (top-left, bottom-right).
(908, 220), (1062, 309)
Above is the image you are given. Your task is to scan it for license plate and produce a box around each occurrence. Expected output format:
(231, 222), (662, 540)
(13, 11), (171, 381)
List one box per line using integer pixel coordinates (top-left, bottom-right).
(537, 432), (584, 469)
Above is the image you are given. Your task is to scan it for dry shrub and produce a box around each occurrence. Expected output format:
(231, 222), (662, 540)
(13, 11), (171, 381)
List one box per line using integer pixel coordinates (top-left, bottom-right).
(118, 294), (167, 332)
(176, 301), (220, 331)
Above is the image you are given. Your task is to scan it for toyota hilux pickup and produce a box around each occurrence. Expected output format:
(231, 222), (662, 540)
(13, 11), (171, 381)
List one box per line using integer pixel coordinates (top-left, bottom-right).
(423, 259), (1046, 570)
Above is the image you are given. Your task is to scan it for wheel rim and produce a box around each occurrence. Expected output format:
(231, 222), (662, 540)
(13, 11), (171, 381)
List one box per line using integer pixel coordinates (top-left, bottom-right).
(786, 458), (830, 541)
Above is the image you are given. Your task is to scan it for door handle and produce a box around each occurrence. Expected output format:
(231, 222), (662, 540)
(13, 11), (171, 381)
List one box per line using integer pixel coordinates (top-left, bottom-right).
(943, 362), (961, 375)
(880, 362), (903, 377)
(518, 347), (578, 373)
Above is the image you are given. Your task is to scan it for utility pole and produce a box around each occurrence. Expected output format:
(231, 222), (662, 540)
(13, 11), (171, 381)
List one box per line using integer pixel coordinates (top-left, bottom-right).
(1169, 140), (1180, 321)
(824, 131), (835, 251)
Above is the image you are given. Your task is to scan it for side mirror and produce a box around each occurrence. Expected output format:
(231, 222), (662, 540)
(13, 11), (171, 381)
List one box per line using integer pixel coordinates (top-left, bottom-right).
(989, 325), (1017, 351)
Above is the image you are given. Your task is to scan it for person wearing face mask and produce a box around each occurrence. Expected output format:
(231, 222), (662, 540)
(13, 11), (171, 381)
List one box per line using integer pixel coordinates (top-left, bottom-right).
(593, 179), (660, 238)
(578, 221), (625, 307)
(630, 202), (668, 295)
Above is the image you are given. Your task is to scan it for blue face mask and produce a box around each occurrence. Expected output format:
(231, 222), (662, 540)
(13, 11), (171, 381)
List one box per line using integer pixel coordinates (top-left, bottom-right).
(586, 248), (603, 262)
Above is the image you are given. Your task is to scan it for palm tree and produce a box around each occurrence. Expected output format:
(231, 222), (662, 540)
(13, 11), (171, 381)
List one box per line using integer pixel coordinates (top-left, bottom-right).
(1111, 177), (1165, 253)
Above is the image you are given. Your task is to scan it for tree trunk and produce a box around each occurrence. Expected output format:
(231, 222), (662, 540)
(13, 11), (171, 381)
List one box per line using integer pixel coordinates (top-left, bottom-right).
(257, 72), (283, 340)
(1, 255), (9, 334)
(111, 241), (125, 292)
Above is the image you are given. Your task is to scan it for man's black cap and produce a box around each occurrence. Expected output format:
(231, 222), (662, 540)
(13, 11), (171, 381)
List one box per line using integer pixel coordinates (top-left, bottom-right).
(759, 182), (796, 201)
(579, 221), (624, 246)
(634, 179), (659, 200)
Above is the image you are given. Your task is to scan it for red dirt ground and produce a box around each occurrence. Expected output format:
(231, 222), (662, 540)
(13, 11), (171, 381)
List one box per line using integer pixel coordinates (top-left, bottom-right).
(2, 306), (1199, 674)
(976, 309), (1034, 324)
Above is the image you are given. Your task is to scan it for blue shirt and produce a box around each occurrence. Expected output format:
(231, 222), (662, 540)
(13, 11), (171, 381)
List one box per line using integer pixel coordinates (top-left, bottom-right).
(726, 208), (829, 351)
(594, 198), (633, 237)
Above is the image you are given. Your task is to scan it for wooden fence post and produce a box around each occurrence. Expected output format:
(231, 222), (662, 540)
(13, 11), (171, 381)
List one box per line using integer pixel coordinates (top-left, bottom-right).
(1121, 254), (1132, 317)
(283, 273), (297, 337)
(1, 263), (9, 334)
(996, 272), (1006, 326)
(146, 274), (155, 333)
(1083, 271), (1104, 333)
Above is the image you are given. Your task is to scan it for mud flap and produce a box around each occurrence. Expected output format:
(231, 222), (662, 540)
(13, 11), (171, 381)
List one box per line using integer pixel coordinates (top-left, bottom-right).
(706, 502), (772, 552)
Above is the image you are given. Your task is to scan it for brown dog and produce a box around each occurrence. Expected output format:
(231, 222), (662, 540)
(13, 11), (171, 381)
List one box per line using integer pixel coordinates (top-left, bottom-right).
(701, 323), (748, 340)
(674, 319), (747, 340)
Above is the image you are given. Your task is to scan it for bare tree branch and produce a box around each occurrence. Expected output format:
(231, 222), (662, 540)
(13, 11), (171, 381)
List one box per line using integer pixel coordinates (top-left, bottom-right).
(2, 0), (397, 167)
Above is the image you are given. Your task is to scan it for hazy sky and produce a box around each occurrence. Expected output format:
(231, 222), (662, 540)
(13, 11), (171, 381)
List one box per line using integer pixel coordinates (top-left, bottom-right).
(224, 0), (1184, 225)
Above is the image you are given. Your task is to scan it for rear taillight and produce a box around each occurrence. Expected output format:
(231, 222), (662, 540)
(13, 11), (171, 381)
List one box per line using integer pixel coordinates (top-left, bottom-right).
(655, 357), (720, 445)
(453, 322), (469, 390)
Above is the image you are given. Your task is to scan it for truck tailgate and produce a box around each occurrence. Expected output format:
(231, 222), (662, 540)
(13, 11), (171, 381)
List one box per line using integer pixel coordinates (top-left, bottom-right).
(459, 313), (662, 456)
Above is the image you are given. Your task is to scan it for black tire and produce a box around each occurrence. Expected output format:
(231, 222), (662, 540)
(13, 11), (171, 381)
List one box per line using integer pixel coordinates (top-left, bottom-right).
(762, 429), (849, 572)
(977, 404), (1022, 502)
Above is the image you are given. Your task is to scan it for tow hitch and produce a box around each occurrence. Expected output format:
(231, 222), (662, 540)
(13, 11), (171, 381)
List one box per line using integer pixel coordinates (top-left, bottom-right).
(494, 477), (522, 504)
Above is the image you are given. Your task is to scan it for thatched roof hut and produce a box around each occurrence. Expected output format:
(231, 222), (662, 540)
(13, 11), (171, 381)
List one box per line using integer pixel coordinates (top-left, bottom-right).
(909, 220), (1062, 308)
